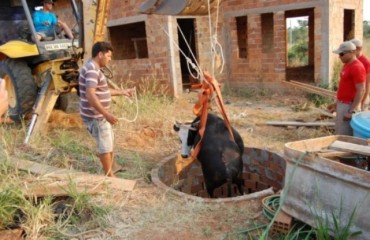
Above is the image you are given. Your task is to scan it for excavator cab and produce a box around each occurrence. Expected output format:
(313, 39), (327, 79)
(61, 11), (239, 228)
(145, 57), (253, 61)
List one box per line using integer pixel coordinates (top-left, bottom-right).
(0, 0), (82, 58)
(0, 0), (85, 143)
(139, 0), (222, 16)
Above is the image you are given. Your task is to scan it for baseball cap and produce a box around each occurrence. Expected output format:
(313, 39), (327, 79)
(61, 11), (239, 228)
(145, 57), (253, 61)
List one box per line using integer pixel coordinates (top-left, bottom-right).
(332, 41), (356, 54)
(43, 0), (54, 4)
(350, 38), (362, 48)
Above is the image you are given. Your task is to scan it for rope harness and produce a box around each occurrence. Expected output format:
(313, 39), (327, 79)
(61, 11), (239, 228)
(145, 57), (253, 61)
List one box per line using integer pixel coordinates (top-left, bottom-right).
(190, 71), (235, 159)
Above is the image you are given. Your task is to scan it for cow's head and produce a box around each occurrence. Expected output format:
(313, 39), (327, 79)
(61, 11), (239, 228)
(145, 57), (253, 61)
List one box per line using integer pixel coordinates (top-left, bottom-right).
(173, 120), (199, 158)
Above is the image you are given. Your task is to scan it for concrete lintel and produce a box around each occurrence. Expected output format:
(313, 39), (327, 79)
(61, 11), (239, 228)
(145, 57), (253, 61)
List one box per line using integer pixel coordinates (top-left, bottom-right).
(107, 15), (148, 27)
(224, 1), (323, 18)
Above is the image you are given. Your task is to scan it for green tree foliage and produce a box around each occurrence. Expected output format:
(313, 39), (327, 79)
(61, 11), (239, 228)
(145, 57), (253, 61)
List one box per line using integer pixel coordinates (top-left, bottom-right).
(287, 20), (309, 66)
(364, 21), (370, 38)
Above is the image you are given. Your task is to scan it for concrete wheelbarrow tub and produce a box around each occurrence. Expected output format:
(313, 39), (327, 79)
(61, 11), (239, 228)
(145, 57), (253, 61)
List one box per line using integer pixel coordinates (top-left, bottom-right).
(283, 135), (370, 240)
(151, 147), (286, 203)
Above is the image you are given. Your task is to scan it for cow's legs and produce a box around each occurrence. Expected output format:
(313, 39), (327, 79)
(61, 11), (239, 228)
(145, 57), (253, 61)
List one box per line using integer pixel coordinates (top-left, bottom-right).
(235, 177), (244, 196)
(226, 178), (233, 197)
(204, 179), (215, 198)
(234, 168), (244, 196)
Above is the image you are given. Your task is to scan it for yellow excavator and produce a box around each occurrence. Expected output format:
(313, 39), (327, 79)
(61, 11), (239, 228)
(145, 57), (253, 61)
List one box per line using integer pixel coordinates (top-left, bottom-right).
(0, 0), (218, 143)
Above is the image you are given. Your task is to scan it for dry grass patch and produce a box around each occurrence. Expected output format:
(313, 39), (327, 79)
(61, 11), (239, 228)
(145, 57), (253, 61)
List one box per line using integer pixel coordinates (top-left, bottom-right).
(1, 85), (337, 239)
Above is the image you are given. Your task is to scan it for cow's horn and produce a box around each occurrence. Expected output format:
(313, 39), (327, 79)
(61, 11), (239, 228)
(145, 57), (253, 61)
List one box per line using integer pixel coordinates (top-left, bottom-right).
(189, 126), (197, 131)
(192, 120), (200, 128)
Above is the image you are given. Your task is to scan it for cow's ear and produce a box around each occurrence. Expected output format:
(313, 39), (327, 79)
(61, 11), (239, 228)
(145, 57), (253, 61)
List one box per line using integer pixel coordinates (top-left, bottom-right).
(173, 124), (180, 132)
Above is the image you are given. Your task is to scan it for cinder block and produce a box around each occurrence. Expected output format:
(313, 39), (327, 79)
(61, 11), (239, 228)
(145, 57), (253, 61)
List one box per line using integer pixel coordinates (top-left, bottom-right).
(272, 210), (293, 234)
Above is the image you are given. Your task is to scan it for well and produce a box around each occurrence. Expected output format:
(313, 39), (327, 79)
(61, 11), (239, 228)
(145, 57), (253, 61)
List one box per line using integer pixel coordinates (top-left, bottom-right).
(151, 147), (286, 202)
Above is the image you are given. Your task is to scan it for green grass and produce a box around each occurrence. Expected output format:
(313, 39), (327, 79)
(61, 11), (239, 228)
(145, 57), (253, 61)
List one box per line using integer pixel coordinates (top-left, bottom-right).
(0, 82), (175, 238)
(311, 196), (362, 240)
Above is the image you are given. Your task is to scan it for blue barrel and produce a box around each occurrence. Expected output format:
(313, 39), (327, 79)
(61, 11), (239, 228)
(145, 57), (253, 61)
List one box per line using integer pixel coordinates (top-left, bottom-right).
(350, 111), (370, 139)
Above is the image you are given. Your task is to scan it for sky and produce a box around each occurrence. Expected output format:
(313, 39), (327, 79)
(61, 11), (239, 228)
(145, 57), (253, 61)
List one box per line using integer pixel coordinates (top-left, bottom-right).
(364, 0), (370, 21)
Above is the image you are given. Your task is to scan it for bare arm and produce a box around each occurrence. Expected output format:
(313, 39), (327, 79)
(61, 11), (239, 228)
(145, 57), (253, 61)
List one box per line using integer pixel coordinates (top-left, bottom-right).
(57, 19), (73, 39)
(85, 87), (118, 124)
(360, 73), (370, 109)
(0, 79), (9, 116)
(110, 88), (135, 97)
(351, 82), (365, 112)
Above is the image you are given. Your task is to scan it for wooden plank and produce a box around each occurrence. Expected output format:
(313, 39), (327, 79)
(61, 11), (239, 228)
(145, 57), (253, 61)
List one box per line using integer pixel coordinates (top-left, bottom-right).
(283, 80), (336, 99)
(22, 179), (102, 197)
(317, 150), (354, 158)
(329, 141), (370, 156)
(313, 108), (335, 118)
(266, 121), (335, 127)
(7, 157), (136, 192)
(288, 80), (337, 97)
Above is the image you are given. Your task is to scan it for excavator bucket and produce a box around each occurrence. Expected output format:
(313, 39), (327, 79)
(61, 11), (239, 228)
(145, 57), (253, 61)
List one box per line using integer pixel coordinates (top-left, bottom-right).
(139, 0), (222, 16)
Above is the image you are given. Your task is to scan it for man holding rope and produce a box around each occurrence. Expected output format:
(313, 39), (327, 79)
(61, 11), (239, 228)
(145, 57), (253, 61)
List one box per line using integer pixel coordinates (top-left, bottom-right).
(79, 41), (134, 177)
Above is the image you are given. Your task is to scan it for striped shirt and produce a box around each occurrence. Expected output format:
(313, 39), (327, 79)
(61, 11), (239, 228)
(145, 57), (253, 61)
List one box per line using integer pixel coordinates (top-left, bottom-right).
(79, 60), (111, 119)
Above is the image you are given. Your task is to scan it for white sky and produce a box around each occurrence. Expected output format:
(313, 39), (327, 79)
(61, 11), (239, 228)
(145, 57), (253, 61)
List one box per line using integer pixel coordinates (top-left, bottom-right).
(364, 0), (370, 21)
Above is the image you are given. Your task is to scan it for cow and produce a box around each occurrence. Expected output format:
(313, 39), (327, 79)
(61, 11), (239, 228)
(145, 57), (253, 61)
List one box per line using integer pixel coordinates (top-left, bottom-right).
(174, 113), (244, 198)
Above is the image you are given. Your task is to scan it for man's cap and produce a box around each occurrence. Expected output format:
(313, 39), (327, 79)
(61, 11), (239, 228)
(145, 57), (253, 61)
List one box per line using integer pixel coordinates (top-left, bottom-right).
(332, 41), (356, 54)
(43, 0), (54, 4)
(350, 38), (362, 48)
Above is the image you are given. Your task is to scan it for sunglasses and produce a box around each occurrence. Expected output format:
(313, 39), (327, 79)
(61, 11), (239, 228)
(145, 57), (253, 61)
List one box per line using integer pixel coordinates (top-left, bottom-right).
(339, 52), (349, 57)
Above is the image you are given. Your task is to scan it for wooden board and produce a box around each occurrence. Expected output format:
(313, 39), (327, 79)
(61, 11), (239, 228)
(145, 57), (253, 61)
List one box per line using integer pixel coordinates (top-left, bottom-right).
(266, 121), (335, 127)
(22, 179), (102, 197)
(329, 141), (370, 156)
(283, 80), (336, 99)
(313, 108), (335, 118)
(317, 150), (354, 158)
(7, 157), (136, 195)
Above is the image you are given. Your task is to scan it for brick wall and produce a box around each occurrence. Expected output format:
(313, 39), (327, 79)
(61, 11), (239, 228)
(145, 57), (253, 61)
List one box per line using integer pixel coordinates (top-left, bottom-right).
(105, 0), (364, 95)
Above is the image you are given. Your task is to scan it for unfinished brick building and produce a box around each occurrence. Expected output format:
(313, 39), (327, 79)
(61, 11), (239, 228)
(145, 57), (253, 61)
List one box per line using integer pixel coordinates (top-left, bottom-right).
(107, 0), (364, 96)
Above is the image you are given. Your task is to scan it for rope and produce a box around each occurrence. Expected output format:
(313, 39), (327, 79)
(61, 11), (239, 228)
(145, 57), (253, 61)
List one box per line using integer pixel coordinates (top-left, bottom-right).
(207, 0), (225, 75)
(159, 23), (203, 81)
(117, 87), (139, 123)
(176, 25), (202, 80)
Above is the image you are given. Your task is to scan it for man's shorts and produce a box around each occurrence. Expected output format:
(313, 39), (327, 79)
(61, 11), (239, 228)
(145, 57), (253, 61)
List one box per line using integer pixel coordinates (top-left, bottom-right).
(37, 27), (55, 39)
(83, 118), (114, 154)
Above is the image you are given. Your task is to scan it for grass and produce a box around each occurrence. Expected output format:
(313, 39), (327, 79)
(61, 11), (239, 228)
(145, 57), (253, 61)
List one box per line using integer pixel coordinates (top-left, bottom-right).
(309, 181), (365, 240)
(0, 78), (354, 239)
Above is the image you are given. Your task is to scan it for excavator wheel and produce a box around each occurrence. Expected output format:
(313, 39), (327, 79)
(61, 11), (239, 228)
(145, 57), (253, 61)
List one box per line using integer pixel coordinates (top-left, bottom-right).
(0, 59), (37, 122)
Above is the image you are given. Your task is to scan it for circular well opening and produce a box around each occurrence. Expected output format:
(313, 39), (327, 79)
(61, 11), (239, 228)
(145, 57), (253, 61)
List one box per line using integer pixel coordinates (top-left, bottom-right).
(151, 147), (286, 203)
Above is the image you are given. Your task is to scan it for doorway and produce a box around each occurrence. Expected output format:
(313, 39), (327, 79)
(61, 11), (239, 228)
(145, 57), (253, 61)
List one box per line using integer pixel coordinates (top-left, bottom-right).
(177, 18), (198, 90)
(285, 8), (314, 82)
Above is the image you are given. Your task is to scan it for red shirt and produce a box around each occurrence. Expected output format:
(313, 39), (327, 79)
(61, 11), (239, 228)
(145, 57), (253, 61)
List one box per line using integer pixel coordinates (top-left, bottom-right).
(358, 55), (370, 74)
(337, 59), (366, 103)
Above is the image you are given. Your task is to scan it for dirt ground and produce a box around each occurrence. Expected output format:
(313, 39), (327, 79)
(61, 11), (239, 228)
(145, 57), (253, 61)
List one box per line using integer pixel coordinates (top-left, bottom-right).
(24, 89), (333, 239)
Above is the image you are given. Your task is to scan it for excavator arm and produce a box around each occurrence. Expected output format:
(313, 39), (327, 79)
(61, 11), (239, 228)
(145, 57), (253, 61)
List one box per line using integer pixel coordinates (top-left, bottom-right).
(139, 0), (222, 16)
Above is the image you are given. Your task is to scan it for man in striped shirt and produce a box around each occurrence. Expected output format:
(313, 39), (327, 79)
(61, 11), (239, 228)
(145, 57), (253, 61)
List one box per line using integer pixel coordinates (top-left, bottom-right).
(79, 41), (134, 177)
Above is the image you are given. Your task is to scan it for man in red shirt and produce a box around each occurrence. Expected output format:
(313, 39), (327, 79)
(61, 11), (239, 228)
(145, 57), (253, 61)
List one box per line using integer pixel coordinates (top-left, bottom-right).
(328, 41), (366, 135)
(351, 38), (370, 110)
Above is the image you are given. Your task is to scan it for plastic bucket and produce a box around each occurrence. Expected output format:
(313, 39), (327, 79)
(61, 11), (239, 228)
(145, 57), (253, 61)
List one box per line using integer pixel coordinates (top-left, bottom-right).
(350, 111), (370, 139)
